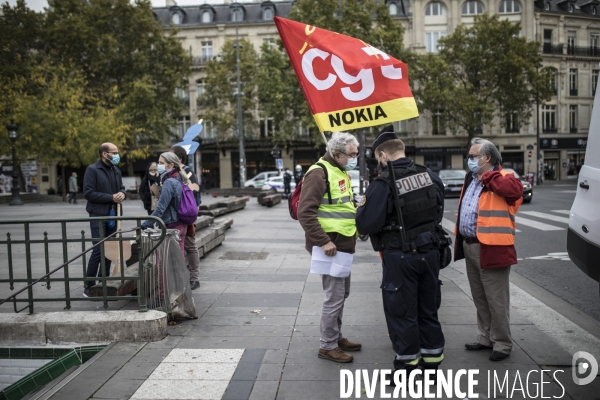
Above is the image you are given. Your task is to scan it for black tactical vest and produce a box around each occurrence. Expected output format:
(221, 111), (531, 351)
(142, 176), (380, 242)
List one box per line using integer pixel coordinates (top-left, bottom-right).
(370, 162), (441, 251)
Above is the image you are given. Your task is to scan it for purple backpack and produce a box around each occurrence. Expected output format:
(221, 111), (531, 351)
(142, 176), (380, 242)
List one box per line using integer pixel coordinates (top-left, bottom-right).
(178, 182), (198, 225)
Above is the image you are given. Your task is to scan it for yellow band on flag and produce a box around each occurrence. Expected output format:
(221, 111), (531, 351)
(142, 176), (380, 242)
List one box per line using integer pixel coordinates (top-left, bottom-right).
(313, 97), (419, 132)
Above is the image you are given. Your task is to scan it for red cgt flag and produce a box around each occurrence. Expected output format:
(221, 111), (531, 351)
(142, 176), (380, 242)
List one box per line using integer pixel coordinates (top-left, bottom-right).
(274, 16), (418, 133)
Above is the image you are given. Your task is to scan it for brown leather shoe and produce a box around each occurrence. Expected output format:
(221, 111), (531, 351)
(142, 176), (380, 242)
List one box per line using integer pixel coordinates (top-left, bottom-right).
(338, 338), (362, 352)
(318, 347), (354, 363)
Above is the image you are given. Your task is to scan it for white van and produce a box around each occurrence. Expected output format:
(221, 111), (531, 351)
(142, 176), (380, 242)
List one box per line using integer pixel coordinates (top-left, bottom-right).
(244, 171), (280, 188)
(567, 93), (600, 286)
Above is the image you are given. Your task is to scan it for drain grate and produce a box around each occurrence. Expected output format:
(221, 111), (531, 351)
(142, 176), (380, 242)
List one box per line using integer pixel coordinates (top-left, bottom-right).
(220, 251), (269, 260)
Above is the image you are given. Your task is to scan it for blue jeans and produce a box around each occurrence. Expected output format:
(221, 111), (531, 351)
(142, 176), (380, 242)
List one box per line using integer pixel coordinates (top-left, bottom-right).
(85, 215), (117, 289)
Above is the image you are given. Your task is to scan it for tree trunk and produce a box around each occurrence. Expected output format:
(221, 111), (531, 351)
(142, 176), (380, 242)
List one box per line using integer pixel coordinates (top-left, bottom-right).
(61, 165), (67, 202)
(127, 157), (134, 177)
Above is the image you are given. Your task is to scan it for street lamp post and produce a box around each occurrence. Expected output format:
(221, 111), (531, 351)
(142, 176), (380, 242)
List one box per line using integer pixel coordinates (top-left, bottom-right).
(7, 120), (23, 206)
(233, 6), (246, 187)
(536, 98), (541, 185)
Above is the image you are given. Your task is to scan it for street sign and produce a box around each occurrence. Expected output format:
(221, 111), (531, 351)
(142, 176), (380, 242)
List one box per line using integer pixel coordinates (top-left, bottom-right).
(276, 158), (283, 170)
(528, 150), (533, 159)
(527, 144), (534, 150)
(270, 148), (281, 158)
(528, 159), (532, 164)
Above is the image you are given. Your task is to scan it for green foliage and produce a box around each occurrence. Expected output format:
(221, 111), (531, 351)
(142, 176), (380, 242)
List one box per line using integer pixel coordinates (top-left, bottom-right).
(413, 14), (553, 142)
(199, 38), (258, 145)
(0, 0), (191, 174)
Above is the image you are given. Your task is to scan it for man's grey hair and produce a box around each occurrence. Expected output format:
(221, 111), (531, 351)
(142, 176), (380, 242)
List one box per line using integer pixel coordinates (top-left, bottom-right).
(327, 132), (359, 158)
(471, 137), (502, 166)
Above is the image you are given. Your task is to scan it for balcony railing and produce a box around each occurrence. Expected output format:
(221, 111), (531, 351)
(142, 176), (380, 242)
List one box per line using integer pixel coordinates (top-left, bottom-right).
(191, 56), (213, 66)
(570, 88), (578, 96)
(570, 128), (578, 133)
(567, 46), (600, 57)
(543, 43), (564, 55)
(542, 127), (558, 133)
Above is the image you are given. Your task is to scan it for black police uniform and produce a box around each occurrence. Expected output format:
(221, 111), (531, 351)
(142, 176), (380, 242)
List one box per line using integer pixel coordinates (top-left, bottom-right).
(356, 132), (446, 374)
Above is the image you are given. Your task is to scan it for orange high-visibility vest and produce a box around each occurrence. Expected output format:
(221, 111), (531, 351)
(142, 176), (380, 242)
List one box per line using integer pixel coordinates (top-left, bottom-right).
(455, 170), (522, 245)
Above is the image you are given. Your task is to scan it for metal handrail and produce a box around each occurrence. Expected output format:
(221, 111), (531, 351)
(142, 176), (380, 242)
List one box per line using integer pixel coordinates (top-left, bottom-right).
(0, 216), (166, 313)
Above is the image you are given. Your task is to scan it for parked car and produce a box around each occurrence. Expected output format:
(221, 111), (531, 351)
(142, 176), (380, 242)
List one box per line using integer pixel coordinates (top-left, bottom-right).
(122, 176), (141, 194)
(261, 175), (296, 193)
(568, 91), (600, 286)
(244, 171), (280, 188)
(502, 168), (532, 203)
(438, 169), (467, 197)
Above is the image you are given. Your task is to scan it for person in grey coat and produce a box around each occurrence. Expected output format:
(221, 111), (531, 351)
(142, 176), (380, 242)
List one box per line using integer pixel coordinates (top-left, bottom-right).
(68, 172), (78, 204)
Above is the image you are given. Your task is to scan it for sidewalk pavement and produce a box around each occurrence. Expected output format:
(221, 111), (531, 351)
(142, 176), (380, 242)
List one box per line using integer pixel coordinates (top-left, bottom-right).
(3, 198), (600, 399)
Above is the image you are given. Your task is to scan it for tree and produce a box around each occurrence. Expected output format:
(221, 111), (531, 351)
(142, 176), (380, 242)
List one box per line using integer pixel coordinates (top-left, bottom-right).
(254, 0), (408, 143)
(15, 64), (126, 199)
(199, 38), (258, 145)
(42, 0), (191, 174)
(413, 14), (553, 143)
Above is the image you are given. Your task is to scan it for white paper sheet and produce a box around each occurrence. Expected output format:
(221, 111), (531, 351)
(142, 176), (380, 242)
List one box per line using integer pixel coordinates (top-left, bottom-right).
(310, 246), (353, 278)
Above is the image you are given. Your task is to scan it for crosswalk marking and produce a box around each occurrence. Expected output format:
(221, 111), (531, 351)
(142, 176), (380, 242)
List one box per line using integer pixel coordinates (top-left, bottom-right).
(551, 210), (571, 216)
(515, 216), (564, 231)
(519, 211), (570, 224)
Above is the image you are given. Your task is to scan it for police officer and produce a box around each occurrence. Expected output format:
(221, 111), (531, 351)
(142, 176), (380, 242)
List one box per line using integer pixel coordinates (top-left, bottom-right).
(356, 125), (447, 378)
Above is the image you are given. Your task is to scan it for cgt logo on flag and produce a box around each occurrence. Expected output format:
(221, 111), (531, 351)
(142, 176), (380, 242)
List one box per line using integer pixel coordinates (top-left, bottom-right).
(274, 17), (419, 133)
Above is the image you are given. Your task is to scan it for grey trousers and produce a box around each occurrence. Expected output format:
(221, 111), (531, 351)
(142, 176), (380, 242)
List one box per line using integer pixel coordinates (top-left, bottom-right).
(463, 242), (512, 354)
(185, 234), (200, 282)
(320, 274), (351, 350)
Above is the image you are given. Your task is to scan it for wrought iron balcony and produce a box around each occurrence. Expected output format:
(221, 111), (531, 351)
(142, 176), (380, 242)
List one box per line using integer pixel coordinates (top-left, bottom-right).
(567, 46), (600, 57)
(542, 44), (564, 55)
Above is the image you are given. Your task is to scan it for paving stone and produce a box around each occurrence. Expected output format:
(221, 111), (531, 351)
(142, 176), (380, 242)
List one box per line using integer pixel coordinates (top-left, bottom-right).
(221, 380), (255, 400)
(130, 348), (172, 364)
(117, 361), (161, 380)
(148, 362), (237, 380)
(238, 349), (266, 364)
(93, 378), (146, 399)
(248, 381), (279, 400)
(256, 363), (284, 381)
(131, 379), (229, 399)
(203, 307), (299, 316)
(511, 325), (574, 366)
(162, 349), (244, 363)
(176, 336), (291, 350)
(211, 293), (301, 308)
(144, 335), (183, 349)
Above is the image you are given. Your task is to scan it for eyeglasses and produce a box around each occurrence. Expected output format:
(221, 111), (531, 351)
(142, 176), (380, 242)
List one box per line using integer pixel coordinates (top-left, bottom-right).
(467, 154), (481, 160)
(341, 152), (359, 159)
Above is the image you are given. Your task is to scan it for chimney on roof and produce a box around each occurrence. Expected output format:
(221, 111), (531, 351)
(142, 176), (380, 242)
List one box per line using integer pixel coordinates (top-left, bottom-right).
(166, 0), (177, 6)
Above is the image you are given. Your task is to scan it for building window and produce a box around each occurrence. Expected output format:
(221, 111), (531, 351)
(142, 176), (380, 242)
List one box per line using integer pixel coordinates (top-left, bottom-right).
(499, 0), (520, 13)
(171, 13), (181, 25)
(196, 80), (204, 100)
(567, 31), (576, 54)
(263, 38), (276, 50)
(462, 1), (483, 15)
(173, 116), (191, 141)
(426, 32), (446, 53)
(231, 8), (243, 22)
(201, 41), (213, 63)
(425, 2), (447, 16)
(201, 121), (217, 140)
(569, 105), (578, 133)
(569, 4), (575, 13)
(202, 11), (211, 23)
(545, 2), (551, 11)
(548, 68), (558, 95)
(569, 69), (578, 96)
(542, 105), (557, 132)
(432, 108), (446, 135)
(259, 118), (274, 139)
(389, 3), (398, 15)
(591, 34), (599, 55)
(593, 6), (598, 15)
(593, 70), (599, 96)
(263, 8), (273, 20)
(176, 86), (190, 105)
(505, 113), (519, 133)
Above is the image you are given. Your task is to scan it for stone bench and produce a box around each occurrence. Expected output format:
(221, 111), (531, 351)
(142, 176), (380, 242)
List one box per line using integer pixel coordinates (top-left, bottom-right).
(257, 190), (278, 205)
(262, 194), (282, 208)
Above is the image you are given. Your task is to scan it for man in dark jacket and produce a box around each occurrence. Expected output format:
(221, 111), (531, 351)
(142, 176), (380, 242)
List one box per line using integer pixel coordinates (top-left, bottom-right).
(82, 143), (126, 297)
(283, 168), (292, 196)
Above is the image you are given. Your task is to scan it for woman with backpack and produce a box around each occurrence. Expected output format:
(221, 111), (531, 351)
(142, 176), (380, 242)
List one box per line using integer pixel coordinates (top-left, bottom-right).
(141, 152), (190, 256)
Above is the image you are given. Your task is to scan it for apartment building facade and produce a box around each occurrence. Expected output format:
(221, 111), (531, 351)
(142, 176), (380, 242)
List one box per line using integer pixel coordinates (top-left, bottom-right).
(152, 0), (597, 188)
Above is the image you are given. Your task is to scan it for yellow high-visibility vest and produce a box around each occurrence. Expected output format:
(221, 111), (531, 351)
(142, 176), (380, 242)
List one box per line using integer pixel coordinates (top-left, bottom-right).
(306, 158), (357, 237)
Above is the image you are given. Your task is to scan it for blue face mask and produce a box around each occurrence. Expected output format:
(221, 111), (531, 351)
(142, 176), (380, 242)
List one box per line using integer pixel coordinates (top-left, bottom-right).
(107, 153), (120, 166)
(468, 158), (487, 174)
(157, 164), (166, 174)
(344, 158), (357, 171)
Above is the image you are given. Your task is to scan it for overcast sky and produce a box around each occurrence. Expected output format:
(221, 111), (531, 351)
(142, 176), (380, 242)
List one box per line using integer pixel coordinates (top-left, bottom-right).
(5, 0), (238, 13)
